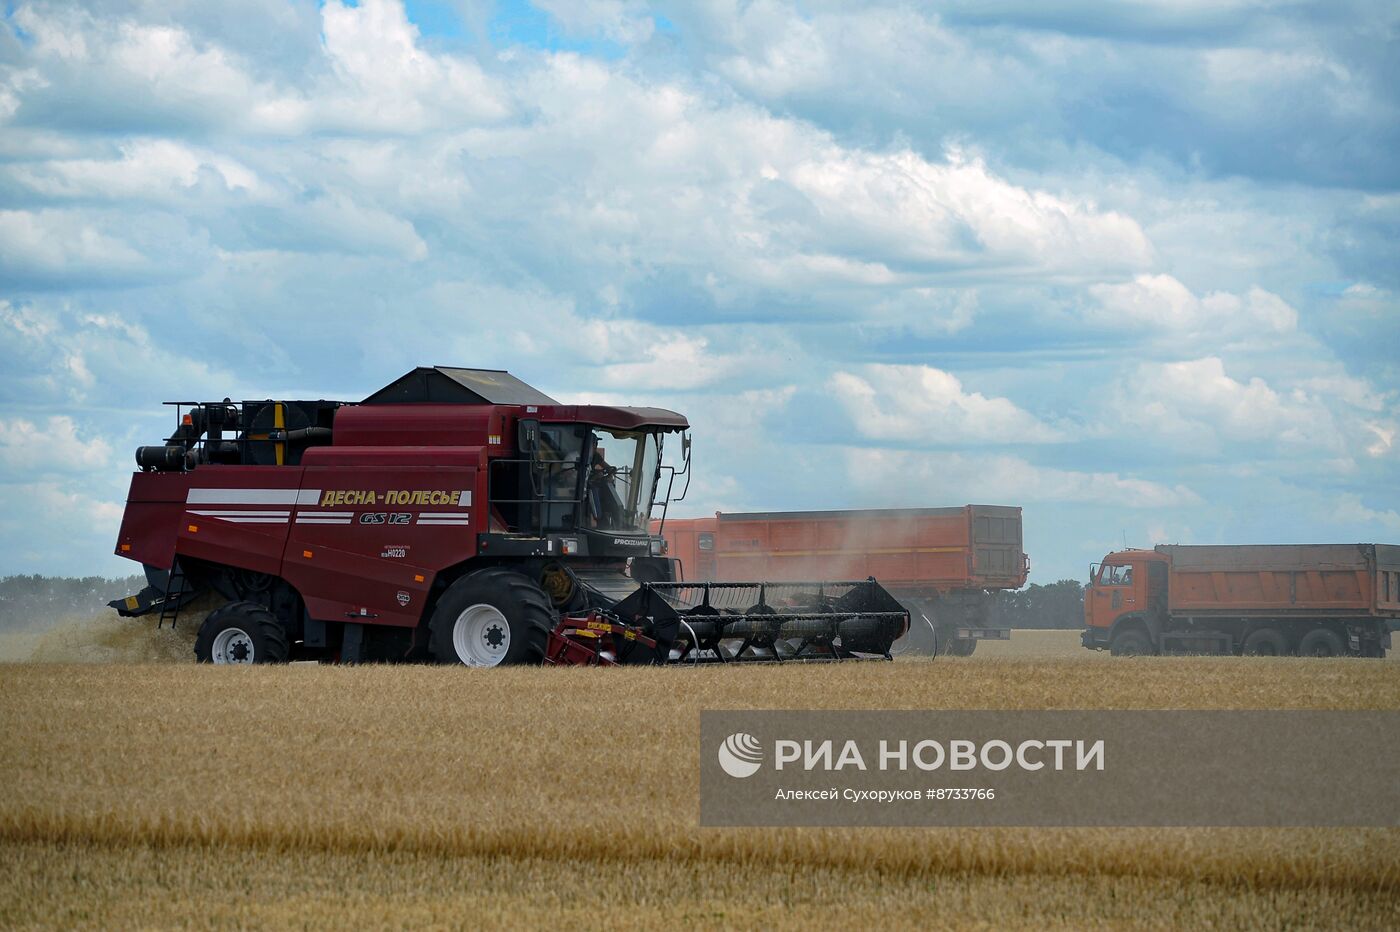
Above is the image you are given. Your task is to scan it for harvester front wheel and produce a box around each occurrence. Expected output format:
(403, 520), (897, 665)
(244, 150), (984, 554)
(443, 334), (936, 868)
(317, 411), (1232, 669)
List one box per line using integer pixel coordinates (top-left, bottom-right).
(194, 600), (290, 664)
(430, 568), (553, 667)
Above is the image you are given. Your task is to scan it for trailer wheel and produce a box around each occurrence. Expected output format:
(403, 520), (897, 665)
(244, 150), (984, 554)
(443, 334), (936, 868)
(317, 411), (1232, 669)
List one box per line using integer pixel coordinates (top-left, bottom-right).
(194, 600), (289, 664)
(1297, 627), (1345, 657)
(429, 568), (553, 667)
(1242, 628), (1288, 656)
(1109, 628), (1153, 657)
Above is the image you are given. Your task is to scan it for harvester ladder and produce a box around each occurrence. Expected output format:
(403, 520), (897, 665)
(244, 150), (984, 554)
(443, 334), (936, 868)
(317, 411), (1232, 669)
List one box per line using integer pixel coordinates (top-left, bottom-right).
(157, 565), (187, 630)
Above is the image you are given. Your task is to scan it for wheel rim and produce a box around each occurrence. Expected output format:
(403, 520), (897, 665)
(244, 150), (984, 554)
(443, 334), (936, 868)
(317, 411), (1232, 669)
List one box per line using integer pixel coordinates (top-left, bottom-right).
(452, 603), (511, 667)
(211, 627), (255, 664)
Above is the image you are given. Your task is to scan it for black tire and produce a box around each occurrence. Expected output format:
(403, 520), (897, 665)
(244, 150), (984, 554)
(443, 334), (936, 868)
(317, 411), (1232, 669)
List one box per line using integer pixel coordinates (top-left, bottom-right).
(429, 567), (554, 667)
(194, 600), (289, 664)
(1297, 627), (1346, 658)
(1110, 627), (1153, 657)
(1242, 627), (1288, 657)
(891, 614), (937, 657)
(945, 636), (977, 657)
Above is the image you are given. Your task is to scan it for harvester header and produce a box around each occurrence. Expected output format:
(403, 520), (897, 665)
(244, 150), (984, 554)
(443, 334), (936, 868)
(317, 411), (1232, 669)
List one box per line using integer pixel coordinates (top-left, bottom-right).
(111, 366), (908, 666)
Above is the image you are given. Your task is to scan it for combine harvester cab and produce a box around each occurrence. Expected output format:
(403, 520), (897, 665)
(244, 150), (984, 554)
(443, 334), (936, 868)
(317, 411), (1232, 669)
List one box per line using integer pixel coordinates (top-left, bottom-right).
(109, 366), (909, 666)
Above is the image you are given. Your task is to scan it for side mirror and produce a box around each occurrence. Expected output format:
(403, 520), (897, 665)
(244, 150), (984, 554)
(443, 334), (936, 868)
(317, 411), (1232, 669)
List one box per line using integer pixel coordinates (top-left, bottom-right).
(674, 431), (693, 502)
(517, 418), (539, 457)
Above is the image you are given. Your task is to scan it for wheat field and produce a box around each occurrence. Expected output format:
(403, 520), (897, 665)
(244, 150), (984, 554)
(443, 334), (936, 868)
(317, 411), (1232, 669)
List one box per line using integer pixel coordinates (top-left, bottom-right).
(1, 619), (1398, 929)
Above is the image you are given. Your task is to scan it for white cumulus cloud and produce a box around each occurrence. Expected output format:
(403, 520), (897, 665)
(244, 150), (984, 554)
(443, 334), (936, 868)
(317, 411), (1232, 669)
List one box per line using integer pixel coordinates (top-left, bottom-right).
(0, 416), (112, 474)
(831, 365), (1062, 445)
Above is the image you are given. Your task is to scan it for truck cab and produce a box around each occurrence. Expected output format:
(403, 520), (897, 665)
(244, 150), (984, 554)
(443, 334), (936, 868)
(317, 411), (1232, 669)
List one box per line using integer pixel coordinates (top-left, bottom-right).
(1082, 549), (1168, 654)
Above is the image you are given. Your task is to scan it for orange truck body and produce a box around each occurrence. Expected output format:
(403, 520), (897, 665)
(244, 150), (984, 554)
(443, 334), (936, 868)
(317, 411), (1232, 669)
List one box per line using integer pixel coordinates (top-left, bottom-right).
(1083, 543), (1400, 657)
(654, 506), (1028, 653)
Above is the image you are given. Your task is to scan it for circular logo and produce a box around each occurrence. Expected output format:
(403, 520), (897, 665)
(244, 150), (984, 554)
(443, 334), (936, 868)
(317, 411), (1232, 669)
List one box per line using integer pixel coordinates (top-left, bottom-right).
(717, 732), (763, 778)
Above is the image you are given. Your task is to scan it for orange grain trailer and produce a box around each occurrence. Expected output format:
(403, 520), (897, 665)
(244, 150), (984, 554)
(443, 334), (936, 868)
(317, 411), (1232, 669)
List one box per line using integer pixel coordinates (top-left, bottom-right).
(1082, 543), (1399, 657)
(655, 506), (1028, 655)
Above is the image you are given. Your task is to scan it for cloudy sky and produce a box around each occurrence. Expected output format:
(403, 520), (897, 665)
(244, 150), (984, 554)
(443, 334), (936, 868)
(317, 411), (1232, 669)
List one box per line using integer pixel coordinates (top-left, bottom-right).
(1, 0), (1396, 582)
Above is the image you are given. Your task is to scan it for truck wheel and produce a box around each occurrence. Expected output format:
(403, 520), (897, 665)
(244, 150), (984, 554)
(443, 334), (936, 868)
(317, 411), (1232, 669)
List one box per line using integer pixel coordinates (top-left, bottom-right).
(1242, 628), (1288, 656)
(194, 600), (289, 664)
(1110, 628), (1153, 657)
(891, 613), (937, 656)
(931, 625), (956, 657)
(1297, 628), (1345, 657)
(429, 568), (554, 667)
(945, 636), (977, 657)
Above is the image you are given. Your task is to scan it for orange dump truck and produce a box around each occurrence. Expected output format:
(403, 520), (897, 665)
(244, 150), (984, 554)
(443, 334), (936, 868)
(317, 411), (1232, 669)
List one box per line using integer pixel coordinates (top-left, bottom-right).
(1083, 544), (1399, 657)
(655, 506), (1028, 655)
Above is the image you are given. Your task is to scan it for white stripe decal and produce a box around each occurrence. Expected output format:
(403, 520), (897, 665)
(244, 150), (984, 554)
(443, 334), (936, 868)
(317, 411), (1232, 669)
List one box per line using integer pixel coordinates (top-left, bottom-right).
(209, 518), (288, 524)
(458, 490), (472, 506)
(297, 511), (354, 518)
(296, 489), (323, 505)
(418, 519), (472, 526)
(296, 518), (351, 524)
(418, 512), (474, 518)
(187, 488), (302, 505)
(189, 510), (290, 517)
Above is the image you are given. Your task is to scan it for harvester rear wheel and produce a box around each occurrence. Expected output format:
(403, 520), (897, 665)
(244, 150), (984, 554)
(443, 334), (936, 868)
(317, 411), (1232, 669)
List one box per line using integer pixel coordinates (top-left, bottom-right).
(429, 568), (553, 667)
(194, 600), (289, 664)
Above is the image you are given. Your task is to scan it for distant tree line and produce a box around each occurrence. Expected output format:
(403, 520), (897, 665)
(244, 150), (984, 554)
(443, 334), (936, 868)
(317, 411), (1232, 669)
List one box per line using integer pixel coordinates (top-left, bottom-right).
(0, 574), (145, 631)
(989, 579), (1085, 629)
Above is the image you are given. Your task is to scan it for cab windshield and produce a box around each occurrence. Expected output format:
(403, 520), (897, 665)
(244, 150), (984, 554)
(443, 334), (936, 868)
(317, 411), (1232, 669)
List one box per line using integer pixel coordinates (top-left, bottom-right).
(585, 429), (661, 533)
(1098, 564), (1133, 586)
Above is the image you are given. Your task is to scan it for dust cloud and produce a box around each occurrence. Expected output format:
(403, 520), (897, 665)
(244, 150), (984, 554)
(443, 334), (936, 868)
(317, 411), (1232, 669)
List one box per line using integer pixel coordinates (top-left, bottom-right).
(0, 594), (219, 664)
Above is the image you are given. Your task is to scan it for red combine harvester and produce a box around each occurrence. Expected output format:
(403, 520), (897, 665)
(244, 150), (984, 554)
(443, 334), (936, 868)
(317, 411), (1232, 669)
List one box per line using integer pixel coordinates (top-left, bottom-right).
(657, 506), (1027, 655)
(110, 367), (907, 665)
